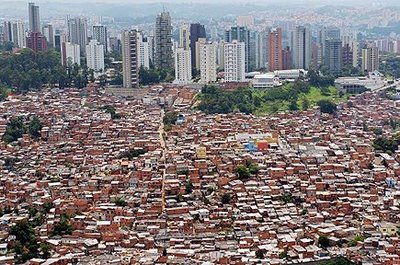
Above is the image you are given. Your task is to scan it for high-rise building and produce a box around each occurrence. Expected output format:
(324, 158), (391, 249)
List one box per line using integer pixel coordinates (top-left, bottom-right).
(195, 38), (207, 70)
(122, 30), (139, 88)
(343, 35), (359, 68)
(27, 32), (47, 53)
(189, 23), (206, 69)
(92, 25), (107, 54)
(268, 28), (283, 71)
(138, 33), (150, 69)
(282, 46), (292, 70)
(179, 24), (190, 51)
(86, 40), (104, 73)
(61, 42), (80, 66)
(317, 27), (341, 68)
(216, 41), (225, 70)
(255, 30), (269, 70)
(109, 37), (121, 54)
(225, 26), (251, 72)
(155, 12), (173, 69)
(67, 17), (88, 54)
(292, 26), (311, 69)
(28, 2), (40, 33)
(199, 42), (217, 84)
(324, 39), (343, 73)
(362, 45), (379, 73)
(174, 48), (192, 84)
(0, 25), (5, 44)
(224, 40), (246, 82)
(4, 21), (26, 48)
(42, 24), (54, 47)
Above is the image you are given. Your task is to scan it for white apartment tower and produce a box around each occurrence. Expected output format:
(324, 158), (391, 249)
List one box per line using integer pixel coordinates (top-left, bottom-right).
(122, 30), (139, 88)
(224, 40), (245, 82)
(86, 40), (105, 73)
(179, 24), (190, 51)
(61, 42), (80, 66)
(200, 42), (217, 84)
(137, 33), (150, 69)
(174, 48), (192, 84)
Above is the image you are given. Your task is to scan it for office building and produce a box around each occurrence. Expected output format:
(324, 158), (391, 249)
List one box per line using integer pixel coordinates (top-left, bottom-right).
(122, 30), (139, 88)
(174, 48), (192, 84)
(155, 12), (173, 69)
(189, 23), (206, 69)
(292, 26), (311, 69)
(324, 39), (343, 73)
(61, 42), (80, 66)
(225, 26), (251, 72)
(28, 2), (40, 33)
(27, 32), (47, 52)
(224, 40), (246, 82)
(67, 17), (88, 54)
(42, 24), (54, 47)
(268, 28), (283, 71)
(199, 42), (217, 84)
(362, 45), (379, 73)
(86, 40), (104, 73)
(92, 25), (107, 53)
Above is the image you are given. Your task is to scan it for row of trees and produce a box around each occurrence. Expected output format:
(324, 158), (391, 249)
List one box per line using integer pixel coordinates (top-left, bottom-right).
(139, 66), (175, 86)
(0, 49), (94, 92)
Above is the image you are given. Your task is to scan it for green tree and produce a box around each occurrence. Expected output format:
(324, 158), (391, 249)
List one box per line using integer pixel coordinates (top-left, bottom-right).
(255, 249), (266, 259)
(301, 98), (310, 110)
(10, 220), (39, 263)
(40, 243), (51, 259)
(317, 100), (337, 114)
(163, 111), (179, 127)
(185, 180), (194, 194)
(289, 100), (299, 111)
(114, 197), (128, 207)
(52, 214), (73, 236)
(28, 116), (43, 139)
(2, 116), (26, 144)
(221, 193), (231, 204)
(318, 235), (330, 249)
(235, 165), (250, 180)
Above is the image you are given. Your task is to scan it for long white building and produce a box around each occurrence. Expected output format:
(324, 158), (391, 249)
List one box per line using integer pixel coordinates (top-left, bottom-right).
(224, 40), (246, 82)
(86, 40), (104, 73)
(199, 42), (217, 84)
(174, 47), (192, 84)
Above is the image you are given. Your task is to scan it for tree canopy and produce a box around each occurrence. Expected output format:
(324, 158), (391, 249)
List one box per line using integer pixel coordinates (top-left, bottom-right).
(0, 48), (90, 92)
